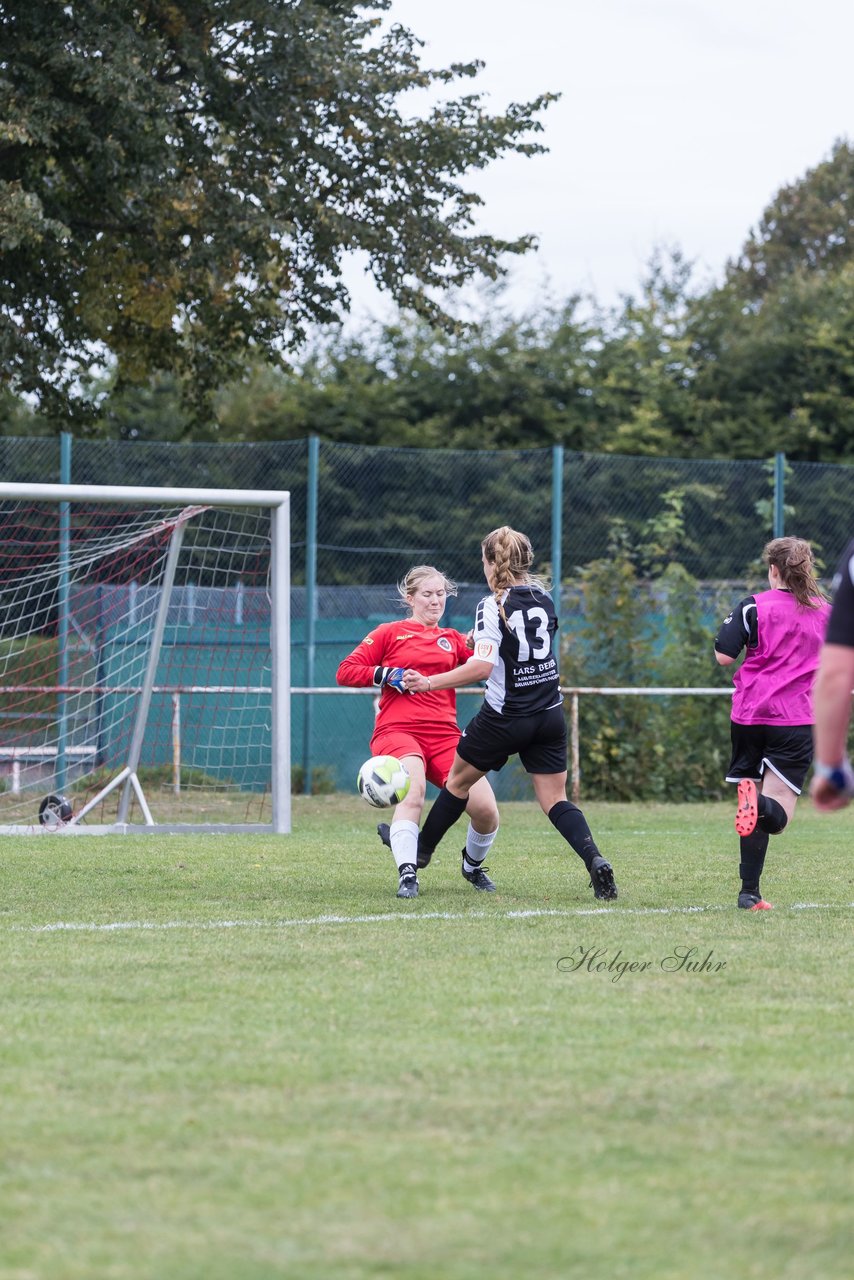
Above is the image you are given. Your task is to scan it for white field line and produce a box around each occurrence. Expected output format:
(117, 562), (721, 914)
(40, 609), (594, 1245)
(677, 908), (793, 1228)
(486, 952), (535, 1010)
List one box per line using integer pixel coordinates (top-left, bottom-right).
(10, 902), (851, 934)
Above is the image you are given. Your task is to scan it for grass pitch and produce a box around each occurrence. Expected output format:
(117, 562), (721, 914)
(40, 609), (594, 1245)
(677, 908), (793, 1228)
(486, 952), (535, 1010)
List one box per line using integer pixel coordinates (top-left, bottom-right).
(1, 797), (851, 1280)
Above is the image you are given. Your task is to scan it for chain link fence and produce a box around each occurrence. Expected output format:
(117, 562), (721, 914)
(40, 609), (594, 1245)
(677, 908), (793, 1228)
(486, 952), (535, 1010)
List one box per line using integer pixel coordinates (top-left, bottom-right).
(1, 434), (852, 801)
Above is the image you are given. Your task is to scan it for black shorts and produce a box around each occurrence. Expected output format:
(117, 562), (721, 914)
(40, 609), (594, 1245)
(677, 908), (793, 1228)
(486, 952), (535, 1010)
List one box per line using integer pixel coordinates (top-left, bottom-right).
(457, 701), (568, 775)
(726, 722), (814, 794)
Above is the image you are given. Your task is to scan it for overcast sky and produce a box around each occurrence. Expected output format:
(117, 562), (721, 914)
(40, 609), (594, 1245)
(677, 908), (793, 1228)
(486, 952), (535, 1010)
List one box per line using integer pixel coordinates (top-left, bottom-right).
(342, 0), (854, 321)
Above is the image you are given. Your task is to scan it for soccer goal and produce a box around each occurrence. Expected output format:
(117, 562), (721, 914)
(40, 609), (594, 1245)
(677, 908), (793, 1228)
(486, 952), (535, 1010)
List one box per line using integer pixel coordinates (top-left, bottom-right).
(0, 482), (290, 834)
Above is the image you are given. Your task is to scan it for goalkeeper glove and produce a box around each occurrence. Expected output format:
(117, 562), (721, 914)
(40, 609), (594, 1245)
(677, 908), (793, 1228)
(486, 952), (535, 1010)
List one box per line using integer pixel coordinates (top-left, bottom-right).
(373, 665), (407, 693)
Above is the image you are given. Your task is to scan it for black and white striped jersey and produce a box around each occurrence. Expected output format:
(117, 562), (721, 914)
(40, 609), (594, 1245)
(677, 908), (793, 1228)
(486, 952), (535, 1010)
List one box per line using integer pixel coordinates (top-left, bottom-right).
(471, 585), (563, 715)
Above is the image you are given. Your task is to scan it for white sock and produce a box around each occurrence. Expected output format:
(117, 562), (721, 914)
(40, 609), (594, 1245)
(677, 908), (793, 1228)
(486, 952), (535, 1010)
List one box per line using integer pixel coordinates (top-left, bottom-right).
(464, 823), (498, 870)
(390, 819), (419, 871)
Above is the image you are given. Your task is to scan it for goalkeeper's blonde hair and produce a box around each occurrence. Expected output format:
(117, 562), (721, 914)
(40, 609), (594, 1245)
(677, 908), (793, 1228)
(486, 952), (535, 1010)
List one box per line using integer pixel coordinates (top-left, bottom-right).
(396, 565), (458, 610)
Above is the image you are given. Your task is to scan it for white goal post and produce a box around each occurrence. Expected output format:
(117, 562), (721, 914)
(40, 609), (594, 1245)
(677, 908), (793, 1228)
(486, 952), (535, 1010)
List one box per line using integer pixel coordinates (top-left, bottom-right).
(0, 482), (290, 835)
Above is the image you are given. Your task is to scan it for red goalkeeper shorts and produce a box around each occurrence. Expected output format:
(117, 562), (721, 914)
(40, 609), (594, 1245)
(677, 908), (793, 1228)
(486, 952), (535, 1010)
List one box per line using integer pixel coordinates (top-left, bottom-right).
(369, 726), (461, 790)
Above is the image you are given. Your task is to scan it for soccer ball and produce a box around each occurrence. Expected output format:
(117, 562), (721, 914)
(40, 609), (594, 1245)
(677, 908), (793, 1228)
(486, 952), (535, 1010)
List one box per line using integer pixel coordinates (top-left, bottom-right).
(38, 793), (73, 828)
(357, 755), (410, 808)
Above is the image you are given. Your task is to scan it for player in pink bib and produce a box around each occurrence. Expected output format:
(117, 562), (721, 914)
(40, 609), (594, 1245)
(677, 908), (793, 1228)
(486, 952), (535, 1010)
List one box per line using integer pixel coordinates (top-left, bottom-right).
(714, 538), (830, 910)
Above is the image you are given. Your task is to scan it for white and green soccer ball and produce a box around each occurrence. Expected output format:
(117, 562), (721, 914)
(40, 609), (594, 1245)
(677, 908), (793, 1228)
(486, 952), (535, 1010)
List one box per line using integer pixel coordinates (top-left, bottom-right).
(357, 755), (411, 808)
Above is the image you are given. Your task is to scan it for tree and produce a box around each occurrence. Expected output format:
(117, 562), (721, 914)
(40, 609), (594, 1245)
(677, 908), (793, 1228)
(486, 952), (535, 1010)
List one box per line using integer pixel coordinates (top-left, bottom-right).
(561, 516), (734, 802)
(0, 1), (555, 423)
(212, 296), (606, 449)
(584, 247), (701, 456)
(726, 138), (854, 303)
(670, 141), (854, 461)
(688, 261), (854, 461)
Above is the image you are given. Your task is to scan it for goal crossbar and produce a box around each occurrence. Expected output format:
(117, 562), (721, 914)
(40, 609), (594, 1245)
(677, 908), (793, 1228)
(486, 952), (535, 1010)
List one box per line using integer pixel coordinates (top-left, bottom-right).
(0, 482), (292, 507)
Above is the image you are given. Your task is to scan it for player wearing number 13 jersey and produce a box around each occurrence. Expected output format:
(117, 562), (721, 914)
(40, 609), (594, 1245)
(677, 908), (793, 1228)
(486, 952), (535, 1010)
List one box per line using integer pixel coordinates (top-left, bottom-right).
(402, 527), (618, 900)
(472, 585), (562, 716)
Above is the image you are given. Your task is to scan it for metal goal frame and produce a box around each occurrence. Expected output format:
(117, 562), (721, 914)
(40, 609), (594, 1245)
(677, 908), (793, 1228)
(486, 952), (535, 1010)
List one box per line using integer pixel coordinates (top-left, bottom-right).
(0, 482), (291, 835)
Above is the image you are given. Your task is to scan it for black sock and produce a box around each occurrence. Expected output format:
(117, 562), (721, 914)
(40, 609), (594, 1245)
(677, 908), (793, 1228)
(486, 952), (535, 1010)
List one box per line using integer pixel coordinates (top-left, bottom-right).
(739, 829), (770, 896)
(548, 801), (600, 869)
(757, 796), (788, 835)
(419, 788), (469, 857)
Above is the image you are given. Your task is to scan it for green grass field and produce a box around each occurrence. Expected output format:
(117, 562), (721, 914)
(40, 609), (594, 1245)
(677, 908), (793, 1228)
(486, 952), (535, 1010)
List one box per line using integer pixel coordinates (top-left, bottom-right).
(1, 797), (851, 1280)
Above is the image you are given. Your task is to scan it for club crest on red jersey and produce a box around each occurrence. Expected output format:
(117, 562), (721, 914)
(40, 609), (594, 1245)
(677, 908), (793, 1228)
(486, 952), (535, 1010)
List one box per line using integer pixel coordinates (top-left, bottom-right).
(437, 636), (452, 651)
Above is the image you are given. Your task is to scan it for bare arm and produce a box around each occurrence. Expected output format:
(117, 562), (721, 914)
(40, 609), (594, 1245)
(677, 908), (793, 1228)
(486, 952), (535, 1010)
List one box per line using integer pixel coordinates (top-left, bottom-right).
(810, 643), (854, 810)
(403, 656), (493, 693)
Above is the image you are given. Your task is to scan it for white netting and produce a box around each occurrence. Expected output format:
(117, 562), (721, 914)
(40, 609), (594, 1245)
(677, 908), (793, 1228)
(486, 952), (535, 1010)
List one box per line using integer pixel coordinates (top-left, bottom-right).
(0, 499), (277, 829)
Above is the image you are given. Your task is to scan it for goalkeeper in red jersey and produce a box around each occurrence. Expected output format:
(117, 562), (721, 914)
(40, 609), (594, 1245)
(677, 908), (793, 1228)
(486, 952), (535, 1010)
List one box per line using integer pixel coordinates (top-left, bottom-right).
(337, 565), (499, 899)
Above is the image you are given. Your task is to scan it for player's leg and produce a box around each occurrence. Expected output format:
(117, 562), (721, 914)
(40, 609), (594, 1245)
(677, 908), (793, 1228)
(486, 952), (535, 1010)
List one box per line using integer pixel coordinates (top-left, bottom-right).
(734, 761), (795, 836)
(526, 706), (618, 901)
(417, 753), (484, 865)
(726, 724), (772, 910)
(531, 771), (618, 900)
(371, 747), (427, 901)
(757, 770), (798, 824)
(367, 730), (427, 897)
(735, 819), (771, 910)
(376, 731), (498, 869)
(376, 731), (500, 886)
(453, 768), (501, 890)
(732, 726), (810, 910)
(388, 753), (427, 898)
(459, 776), (500, 886)
(417, 705), (508, 880)
(426, 734), (500, 879)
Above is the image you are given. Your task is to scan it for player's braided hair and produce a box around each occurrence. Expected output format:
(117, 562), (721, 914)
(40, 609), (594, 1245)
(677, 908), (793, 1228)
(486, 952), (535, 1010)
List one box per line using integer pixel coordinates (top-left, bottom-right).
(481, 526), (550, 621)
(763, 537), (826, 609)
(396, 564), (458, 611)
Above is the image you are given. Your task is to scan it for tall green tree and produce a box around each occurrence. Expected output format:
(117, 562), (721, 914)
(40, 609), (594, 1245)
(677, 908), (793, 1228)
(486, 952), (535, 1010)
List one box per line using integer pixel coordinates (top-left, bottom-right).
(213, 296), (606, 448)
(585, 247), (701, 456)
(727, 139), (854, 302)
(688, 260), (854, 461)
(0, 1), (554, 423)
(658, 139), (854, 461)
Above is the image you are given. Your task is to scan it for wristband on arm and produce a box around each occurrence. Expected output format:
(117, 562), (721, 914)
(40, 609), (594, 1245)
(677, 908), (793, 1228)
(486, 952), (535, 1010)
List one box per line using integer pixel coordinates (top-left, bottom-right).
(813, 756), (854, 795)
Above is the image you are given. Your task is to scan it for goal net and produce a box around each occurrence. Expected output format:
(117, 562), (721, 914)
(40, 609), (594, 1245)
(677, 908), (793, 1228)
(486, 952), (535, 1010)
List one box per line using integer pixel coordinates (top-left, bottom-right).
(0, 483), (290, 834)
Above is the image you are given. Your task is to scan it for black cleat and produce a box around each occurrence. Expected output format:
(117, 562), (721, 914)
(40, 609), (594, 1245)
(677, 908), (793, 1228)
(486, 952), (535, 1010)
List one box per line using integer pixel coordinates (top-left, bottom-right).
(737, 891), (773, 911)
(589, 855), (618, 900)
(396, 864), (419, 898)
(377, 822), (391, 850)
(416, 837), (433, 869)
(461, 851), (496, 892)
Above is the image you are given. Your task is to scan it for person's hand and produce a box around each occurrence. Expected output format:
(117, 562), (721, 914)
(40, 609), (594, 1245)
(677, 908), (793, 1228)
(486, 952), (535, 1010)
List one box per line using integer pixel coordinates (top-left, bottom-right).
(465, 629), (475, 650)
(402, 669), (431, 693)
(810, 758), (854, 811)
(810, 776), (854, 811)
(374, 665), (407, 693)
